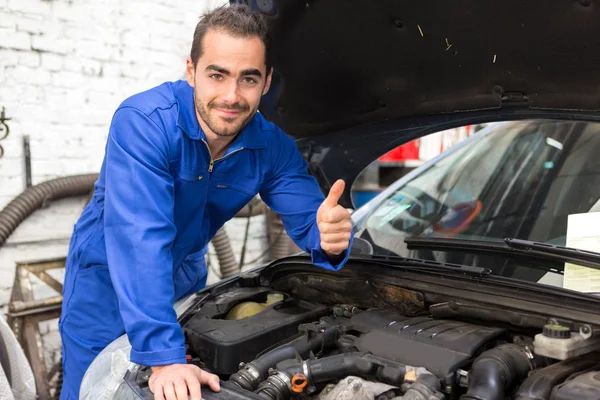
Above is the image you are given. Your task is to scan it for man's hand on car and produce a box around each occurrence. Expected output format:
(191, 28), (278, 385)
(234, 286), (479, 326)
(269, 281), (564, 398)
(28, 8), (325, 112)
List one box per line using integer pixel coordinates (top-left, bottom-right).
(149, 363), (220, 400)
(317, 179), (353, 257)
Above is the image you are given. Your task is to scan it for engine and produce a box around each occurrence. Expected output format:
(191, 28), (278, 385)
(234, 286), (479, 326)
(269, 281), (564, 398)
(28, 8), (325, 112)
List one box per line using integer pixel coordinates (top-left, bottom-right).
(168, 287), (600, 400)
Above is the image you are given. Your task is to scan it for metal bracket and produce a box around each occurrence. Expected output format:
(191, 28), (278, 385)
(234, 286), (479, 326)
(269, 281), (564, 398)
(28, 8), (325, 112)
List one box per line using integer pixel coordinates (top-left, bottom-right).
(0, 106), (10, 158)
(7, 257), (66, 400)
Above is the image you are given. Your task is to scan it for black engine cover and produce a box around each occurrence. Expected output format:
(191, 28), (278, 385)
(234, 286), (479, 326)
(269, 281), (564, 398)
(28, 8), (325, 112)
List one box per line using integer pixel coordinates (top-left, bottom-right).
(183, 288), (329, 375)
(348, 309), (506, 378)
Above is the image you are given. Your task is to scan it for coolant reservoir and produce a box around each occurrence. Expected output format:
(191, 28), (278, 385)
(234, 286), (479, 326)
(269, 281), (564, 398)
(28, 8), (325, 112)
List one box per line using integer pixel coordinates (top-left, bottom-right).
(266, 293), (284, 305)
(534, 324), (600, 360)
(225, 292), (284, 320)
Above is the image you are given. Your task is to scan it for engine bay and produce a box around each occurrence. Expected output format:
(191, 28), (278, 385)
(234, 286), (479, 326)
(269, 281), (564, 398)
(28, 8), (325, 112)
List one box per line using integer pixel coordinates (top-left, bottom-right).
(126, 282), (600, 400)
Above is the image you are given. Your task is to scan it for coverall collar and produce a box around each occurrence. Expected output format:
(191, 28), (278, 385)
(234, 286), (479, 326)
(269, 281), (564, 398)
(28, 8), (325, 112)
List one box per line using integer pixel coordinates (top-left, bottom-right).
(174, 80), (266, 149)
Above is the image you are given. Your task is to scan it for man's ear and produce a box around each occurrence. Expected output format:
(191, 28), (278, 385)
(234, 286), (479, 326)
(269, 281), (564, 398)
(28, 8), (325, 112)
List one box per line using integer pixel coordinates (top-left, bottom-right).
(185, 57), (196, 88)
(262, 67), (273, 96)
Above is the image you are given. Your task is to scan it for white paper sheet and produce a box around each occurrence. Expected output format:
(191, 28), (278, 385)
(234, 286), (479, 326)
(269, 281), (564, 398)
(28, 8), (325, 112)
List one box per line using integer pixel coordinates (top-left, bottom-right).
(563, 212), (600, 293)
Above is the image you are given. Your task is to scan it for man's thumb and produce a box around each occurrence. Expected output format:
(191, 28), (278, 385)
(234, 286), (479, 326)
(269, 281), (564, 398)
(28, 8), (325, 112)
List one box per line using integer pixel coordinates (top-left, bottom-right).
(323, 179), (345, 208)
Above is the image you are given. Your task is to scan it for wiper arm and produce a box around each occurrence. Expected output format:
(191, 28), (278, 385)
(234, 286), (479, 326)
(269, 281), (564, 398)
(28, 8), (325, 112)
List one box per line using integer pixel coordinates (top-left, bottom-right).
(404, 237), (600, 271)
(351, 253), (492, 278)
(504, 238), (600, 270)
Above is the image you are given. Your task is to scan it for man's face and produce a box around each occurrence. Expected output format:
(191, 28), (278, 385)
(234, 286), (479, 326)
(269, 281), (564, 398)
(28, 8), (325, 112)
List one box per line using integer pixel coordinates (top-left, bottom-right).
(186, 29), (272, 138)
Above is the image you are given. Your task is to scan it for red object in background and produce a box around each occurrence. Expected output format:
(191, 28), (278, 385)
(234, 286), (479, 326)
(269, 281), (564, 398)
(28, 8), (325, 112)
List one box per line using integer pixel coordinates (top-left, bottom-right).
(378, 139), (420, 162)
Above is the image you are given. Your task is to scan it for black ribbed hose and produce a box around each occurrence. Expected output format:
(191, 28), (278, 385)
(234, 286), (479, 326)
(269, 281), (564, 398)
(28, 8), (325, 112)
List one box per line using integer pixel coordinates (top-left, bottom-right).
(0, 174), (99, 248)
(462, 344), (541, 400)
(279, 352), (406, 384)
(255, 352), (407, 400)
(231, 324), (340, 391)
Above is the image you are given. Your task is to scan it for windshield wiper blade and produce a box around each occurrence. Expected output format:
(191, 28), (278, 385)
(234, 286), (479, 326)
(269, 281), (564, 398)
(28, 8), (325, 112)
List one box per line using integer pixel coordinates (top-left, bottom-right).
(404, 237), (600, 271)
(504, 238), (600, 270)
(351, 254), (492, 278)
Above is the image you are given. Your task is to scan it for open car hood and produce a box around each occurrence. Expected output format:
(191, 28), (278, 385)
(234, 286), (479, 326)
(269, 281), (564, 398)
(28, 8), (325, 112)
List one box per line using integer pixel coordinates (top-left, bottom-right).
(238, 0), (600, 206)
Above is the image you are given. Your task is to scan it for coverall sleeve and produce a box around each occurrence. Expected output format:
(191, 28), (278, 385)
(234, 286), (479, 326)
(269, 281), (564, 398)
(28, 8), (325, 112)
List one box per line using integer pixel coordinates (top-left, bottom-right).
(259, 129), (354, 271)
(103, 106), (186, 366)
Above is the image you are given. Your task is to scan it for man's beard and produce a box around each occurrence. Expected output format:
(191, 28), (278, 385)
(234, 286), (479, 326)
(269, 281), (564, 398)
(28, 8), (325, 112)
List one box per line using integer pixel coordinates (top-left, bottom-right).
(195, 95), (255, 137)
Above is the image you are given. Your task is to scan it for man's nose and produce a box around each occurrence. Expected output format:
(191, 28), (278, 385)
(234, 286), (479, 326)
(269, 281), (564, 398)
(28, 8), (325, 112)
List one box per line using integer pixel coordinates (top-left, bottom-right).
(221, 80), (241, 104)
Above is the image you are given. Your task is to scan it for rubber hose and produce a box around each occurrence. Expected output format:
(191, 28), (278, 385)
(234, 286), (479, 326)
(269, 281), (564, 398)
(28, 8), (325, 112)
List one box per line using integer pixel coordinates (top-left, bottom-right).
(462, 344), (539, 400)
(236, 197), (267, 218)
(0, 174), (99, 248)
(54, 358), (63, 400)
(267, 210), (296, 260)
(211, 227), (239, 278)
(231, 324), (339, 391)
(515, 357), (600, 400)
(278, 352), (406, 385)
(255, 352), (407, 399)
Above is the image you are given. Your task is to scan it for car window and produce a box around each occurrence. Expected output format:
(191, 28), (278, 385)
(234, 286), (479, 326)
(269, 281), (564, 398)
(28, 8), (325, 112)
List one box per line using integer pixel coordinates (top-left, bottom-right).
(357, 120), (600, 284)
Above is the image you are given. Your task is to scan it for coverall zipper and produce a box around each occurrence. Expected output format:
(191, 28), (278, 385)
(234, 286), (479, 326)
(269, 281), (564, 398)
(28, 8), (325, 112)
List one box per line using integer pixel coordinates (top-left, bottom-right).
(202, 138), (245, 172)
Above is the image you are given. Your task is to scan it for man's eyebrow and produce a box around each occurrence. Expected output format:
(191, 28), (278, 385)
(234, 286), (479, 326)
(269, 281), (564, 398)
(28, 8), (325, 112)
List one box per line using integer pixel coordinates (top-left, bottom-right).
(205, 64), (230, 75)
(241, 68), (262, 78)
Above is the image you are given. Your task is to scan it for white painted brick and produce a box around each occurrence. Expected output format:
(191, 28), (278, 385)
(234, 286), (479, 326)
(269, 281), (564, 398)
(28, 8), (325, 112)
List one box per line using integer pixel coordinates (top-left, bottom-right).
(150, 35), (189, 57)
(17, 51), (40, 67)
(64, 26), (120, 47)
(52, 1), (89, 22)
(5, 65), (51, 85)
(7, 0), (52, 15)
(85, 90), (120, 109)
(146, 50), (185, 68)
(41, 52), (63, 71)
(73, 39), (113, 61)
(63, 56), (104, 76)
(0, 13), (16, 30)
(16, 16), (47, 34)
(31, 34), (70, 54)
(0, 0), (234, 364)
(121, 30), (150, 49)
(0, 29), (31, 50)
(0, 49), (18, 66)
(50, 70), (85, 88)
(0, 84), (45, 104)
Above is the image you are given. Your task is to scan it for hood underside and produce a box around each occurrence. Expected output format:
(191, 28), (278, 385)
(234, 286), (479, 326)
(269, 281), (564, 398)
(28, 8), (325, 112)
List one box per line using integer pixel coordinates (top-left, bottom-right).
(240, 0), (600, 205)
(249, 0), (600, 138)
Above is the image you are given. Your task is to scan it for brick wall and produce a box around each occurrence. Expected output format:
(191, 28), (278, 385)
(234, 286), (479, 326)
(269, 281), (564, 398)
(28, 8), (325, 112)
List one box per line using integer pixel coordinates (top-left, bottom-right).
(0, 0), (271, 374)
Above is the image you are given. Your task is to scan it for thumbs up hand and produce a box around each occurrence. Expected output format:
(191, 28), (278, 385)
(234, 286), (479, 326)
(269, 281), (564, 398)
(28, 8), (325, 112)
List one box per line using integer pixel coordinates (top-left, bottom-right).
(317, 179), (352, 257)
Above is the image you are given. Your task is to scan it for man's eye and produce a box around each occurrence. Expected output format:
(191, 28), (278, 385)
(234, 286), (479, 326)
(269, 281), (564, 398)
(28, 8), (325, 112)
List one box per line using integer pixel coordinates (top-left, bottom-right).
(210, 74), (223, 81)
(243, 77), (257, 84)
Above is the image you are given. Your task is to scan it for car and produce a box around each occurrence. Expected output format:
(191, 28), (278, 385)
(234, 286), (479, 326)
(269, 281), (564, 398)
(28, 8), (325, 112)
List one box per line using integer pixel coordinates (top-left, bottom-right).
(80, 1), (600, 399)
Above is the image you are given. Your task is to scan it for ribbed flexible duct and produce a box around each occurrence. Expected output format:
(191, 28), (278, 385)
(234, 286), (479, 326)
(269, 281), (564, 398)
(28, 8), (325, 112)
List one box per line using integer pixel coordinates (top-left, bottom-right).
(0, 173), (250, 279)
(211, 227), (238, 278)
(267, 210), (299, 261)
(0, 174), (99, 248)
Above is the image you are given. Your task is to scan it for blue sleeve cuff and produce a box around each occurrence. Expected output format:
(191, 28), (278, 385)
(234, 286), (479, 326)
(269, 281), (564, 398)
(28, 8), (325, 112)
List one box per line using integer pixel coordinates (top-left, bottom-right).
(309, 227), (354, 272)
(130, 346), (187, 367)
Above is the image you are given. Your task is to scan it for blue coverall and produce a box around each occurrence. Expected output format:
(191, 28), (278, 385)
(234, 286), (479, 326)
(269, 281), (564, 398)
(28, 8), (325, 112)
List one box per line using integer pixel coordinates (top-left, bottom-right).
(58, 80), (352, 399)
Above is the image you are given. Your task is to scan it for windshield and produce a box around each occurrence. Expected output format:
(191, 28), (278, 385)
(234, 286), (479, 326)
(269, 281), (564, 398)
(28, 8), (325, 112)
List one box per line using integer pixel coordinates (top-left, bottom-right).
(354, 120), (600, 290)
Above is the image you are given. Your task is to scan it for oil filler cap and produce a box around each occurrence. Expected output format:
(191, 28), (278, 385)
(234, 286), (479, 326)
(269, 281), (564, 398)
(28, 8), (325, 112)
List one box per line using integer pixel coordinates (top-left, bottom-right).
(543, 324), (571, 339)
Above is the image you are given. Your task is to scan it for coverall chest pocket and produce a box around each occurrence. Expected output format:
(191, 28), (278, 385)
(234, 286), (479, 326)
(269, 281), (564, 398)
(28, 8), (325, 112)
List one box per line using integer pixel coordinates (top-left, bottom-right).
(173, 166), (209, 248)
(209, 175), (261, 222)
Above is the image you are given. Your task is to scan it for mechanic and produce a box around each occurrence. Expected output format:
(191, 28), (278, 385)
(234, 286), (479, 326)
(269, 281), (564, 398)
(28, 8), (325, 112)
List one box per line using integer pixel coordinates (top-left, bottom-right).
(58, 4), (353, 400)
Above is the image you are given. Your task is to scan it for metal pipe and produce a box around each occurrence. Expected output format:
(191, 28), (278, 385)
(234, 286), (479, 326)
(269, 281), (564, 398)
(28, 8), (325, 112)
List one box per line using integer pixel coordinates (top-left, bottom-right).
(9, 296), (63, 313)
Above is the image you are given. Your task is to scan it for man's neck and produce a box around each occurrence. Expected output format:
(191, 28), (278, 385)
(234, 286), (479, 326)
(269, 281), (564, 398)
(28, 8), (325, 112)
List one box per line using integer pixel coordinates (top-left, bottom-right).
(197, 115), (238, 159)
(204, 131), (237, 160)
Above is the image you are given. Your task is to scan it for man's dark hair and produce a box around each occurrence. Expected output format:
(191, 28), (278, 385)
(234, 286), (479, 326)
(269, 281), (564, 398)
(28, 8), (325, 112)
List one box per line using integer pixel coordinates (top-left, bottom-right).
(190, 4), (271, 72)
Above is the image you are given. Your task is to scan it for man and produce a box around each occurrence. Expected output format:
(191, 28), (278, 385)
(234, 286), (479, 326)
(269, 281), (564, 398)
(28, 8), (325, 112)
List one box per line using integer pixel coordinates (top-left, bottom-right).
(59, 4), (353, 400)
